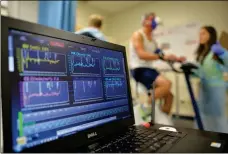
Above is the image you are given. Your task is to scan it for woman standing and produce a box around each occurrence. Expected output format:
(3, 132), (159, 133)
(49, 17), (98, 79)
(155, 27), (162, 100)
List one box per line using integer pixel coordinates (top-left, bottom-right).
(194, 26), (228, 133)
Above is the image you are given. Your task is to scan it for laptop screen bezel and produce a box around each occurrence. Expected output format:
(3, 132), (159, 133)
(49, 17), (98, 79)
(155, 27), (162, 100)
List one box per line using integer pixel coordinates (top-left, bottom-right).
(1, 16), (135, 153)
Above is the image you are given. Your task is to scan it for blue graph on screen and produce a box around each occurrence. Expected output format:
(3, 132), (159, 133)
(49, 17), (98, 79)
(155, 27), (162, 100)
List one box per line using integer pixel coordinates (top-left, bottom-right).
(73, 78), (103, 102)
(69, 51), (101, 76)
(104, 77), (127, 99)
(103, 57), (123, 75)
(22, 81), (69, 108)
(21, 49), (67, 75)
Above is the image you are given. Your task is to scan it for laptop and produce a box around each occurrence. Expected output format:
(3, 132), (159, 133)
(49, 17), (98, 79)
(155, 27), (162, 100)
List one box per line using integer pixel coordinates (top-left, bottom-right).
(1, 16), (227, 153)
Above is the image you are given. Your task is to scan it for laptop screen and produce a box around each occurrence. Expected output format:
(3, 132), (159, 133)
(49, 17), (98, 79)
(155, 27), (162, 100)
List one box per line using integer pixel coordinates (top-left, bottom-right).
(8, 29), (131, 152)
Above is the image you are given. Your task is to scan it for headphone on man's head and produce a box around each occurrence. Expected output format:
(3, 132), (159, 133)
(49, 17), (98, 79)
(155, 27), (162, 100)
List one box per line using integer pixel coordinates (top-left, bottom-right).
(141, 13), (163, 29)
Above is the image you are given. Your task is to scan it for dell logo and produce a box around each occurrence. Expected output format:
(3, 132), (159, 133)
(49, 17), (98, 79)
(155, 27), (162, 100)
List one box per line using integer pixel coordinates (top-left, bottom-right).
(87, 132), (97, 139)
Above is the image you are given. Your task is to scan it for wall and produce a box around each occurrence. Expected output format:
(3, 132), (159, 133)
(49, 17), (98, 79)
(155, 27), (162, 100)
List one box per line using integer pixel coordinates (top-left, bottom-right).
(6, 1), (115, 42)
(8, 1), (38, 23)
(7, 1), (108, 30)
(107, 1), (228, 45)
(76, 1), (110, 36)
(7, 1), (228, 46)
(106, 1), (228, 116)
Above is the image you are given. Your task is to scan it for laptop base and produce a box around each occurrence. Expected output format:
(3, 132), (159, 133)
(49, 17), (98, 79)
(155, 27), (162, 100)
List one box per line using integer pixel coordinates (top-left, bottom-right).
(74, 124), (227, 153)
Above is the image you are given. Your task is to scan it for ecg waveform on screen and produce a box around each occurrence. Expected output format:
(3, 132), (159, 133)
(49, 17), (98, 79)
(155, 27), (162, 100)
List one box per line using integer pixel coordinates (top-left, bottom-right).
(70, 51), (101, 75)
(104, 77), (127, 98)
(22, 50), (59, 68)
(105, 79), (123, 88)
(19, 49), (67, 75)
(103, 57), (120, 71)
(73, 78), (103, 102)
(22, 81), (69, 108)
(103, 57), (123, 75)
(72, 52), (95, 68)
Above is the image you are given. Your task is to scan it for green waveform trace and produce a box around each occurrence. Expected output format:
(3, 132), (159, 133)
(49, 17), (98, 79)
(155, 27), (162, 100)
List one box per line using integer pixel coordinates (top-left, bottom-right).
(23, 51), (60, 69)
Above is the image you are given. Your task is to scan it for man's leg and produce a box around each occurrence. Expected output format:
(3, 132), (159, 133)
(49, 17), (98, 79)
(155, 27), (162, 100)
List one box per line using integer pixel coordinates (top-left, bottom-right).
(147, 75), (172, 101)
(147, 75), (173, 114)
(134, 68), (173, 121)
(162, 92), (173, 114)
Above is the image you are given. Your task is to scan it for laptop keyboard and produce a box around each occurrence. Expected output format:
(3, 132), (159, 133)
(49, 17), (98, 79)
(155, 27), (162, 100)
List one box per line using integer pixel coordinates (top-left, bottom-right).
(90, 126), (186, 153)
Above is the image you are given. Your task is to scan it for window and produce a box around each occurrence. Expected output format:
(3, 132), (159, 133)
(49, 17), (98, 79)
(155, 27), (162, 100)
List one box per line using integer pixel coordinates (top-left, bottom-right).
(1, 1), (8, 16)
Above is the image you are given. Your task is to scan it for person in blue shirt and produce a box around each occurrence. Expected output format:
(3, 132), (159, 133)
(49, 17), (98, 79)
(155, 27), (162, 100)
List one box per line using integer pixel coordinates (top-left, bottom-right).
(193, 26), (228, 133)
(75, 14), (106, 41)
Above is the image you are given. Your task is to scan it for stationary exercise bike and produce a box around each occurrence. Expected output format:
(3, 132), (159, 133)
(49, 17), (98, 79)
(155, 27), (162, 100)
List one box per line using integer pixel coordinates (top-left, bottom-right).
(155, 48), (204, 130)
(135, 57), (204, 131)
(141, 61), (204, 131)
(168, 61), (204, 130)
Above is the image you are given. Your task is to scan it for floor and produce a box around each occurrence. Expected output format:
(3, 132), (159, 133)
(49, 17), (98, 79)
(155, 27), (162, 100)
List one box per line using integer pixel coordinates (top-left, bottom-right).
(133, 103), (195, 129)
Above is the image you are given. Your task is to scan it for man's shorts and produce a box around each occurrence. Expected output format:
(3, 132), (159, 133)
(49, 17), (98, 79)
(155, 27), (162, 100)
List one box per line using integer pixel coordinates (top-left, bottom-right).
(131, 67), (160, 90)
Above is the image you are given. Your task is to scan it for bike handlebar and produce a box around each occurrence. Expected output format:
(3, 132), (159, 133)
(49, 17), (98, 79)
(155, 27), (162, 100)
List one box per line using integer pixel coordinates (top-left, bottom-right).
(166, 60), (199, 74)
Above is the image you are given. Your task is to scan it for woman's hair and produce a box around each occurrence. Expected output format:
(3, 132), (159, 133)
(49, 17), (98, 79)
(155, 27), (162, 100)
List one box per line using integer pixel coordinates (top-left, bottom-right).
(195, 26), (217, 64)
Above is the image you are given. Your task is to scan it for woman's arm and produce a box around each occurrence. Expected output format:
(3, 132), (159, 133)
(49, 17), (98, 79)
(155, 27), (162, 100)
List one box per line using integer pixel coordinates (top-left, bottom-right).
(218, 51), (228, 68)
(211, 43), (228, 68)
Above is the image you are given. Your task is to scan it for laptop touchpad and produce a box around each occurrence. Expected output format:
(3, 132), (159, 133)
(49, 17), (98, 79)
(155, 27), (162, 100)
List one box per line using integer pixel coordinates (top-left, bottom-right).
(168, 135), (225, 153)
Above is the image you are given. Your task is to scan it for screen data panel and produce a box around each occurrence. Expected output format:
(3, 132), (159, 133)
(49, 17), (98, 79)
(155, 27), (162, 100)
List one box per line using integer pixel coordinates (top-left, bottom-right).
(8, 30), (130, 152)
